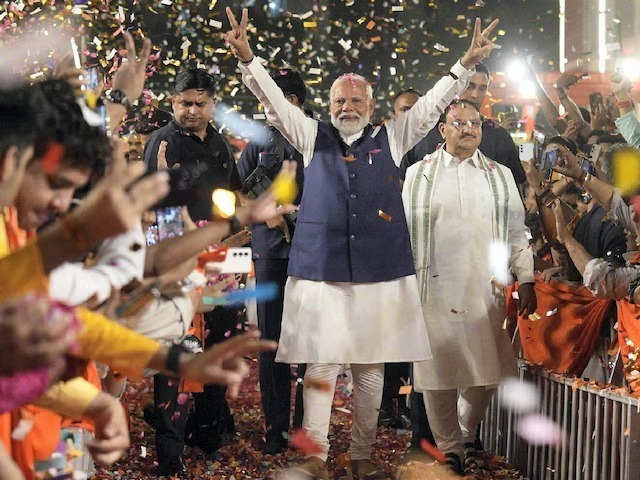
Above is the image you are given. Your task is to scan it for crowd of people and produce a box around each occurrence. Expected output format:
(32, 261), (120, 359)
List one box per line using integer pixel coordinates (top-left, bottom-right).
(1, 4), (640, 480)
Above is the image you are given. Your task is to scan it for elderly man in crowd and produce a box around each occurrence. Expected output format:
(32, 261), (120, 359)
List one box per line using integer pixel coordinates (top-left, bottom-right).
(225, 8), (498, 479)
(402, 99), (536, 475)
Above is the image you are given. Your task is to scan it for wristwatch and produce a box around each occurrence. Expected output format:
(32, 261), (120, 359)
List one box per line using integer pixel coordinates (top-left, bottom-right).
(105, 89), (133, 109)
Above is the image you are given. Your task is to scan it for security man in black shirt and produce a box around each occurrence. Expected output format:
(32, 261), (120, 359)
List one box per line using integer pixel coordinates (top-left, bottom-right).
(143, 68), (242, 477)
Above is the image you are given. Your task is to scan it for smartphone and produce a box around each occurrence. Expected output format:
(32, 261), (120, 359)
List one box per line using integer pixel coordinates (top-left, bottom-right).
(589, 92), (604, 114)
(588, 143), (602, 167)
(541, 147), (560, 171)
(205, 247), (252, 274)
(579, 156), (596, 175)
(156, 206), (184, 241)
(519, 143), (535, 162)
(152, 162), (210, 209)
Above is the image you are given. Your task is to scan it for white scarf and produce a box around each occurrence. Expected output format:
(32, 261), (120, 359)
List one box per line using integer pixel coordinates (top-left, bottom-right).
(408, 147), (511, 303)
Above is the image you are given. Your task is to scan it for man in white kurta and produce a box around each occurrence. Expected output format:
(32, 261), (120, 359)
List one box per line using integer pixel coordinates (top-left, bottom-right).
(402, 100), (536, 473)
(225, 8), (500, 478)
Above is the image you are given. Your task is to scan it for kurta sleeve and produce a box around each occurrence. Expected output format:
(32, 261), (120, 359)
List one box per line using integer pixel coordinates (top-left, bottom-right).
(74, 308), (161, 380)
(48, 223), (145, 306)
(504, 166), (535, 284)
(33, 377), (101, 419)
(386, 60), (473, 166)
(239, 58), (318, 166)
(615, 111), (640, 148)
(583, 258), (640, 299)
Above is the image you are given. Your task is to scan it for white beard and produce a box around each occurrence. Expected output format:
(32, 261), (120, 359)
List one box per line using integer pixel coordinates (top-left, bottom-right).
(331, 112), (370, 137)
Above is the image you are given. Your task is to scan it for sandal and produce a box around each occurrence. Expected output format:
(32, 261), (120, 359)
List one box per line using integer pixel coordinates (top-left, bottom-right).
(463, 442), (488, 471)
(442, 452), (464, 476)
(287, 457), (330, 480)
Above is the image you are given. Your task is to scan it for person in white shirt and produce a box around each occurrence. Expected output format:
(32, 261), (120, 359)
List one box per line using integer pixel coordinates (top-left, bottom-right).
(402, 99), (536, 474)
(225, 8), (498, 479)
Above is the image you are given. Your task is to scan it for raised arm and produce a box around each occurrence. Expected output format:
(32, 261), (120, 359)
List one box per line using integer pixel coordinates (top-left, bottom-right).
(225, 8), (316, 164)
(388, 17), (499, 163)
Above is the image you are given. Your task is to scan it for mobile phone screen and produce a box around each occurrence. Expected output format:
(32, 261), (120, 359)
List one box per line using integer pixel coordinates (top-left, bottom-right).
(156, 206), (184, 242)
(541, 148), (559, 171)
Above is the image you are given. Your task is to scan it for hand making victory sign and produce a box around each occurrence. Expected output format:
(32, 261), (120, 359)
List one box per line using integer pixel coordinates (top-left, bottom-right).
(460, 17), (500, 69)
(224, 7), (254, 63)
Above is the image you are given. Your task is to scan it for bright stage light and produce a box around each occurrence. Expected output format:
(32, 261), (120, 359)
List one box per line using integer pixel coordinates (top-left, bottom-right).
(506, 60), (527, 79)
(619, 58), (640, 81)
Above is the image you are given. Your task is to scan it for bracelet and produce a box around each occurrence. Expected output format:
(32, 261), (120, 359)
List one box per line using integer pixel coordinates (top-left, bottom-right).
(61, 214), (91, 250)
(240, 56), (254, 65)
(166, 344), (187, 375)
(617, 99), (632, 109)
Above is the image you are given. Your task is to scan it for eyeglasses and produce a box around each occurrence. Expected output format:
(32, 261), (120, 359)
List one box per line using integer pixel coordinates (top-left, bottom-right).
(448, 120), (482, 130)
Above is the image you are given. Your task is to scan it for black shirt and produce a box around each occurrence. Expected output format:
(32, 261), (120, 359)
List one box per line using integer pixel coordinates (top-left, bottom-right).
(399, 117), (526, 185)
(573, 204), (627, 261)
(143, 119), (242, 221)
(236, 127), (305, 259)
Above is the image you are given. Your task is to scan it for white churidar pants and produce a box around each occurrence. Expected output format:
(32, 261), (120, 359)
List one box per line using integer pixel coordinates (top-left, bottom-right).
(422, 387), (496, 458)
(303, 363), (384, 462)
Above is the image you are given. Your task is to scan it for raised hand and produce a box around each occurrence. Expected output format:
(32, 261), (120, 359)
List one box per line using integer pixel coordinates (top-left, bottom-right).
(71, 139), (169, 246)
(224, 7), (254, 63)
(179, 330), (277, 396)
(111, 31), (152, 104)
(461, 17), (500, 69)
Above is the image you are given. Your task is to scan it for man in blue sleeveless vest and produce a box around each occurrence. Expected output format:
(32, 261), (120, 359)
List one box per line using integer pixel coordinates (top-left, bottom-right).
(237, 69), (307, 455)
(225, 8), (498, 479)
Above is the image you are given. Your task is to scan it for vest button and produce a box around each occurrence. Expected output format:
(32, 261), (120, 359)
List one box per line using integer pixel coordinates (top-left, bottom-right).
(350, 194), (357, 199)
(350, 234), (356, 241)
(349, 173), (356, 179)
(351, 213), (357, 219)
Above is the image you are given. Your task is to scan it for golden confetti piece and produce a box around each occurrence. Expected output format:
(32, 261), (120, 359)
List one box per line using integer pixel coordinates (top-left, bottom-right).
(366, 20), (376, 30)
(528, 313), (542, 322)
(303, 21), (317, 28)
(378, 210), (392, 222)
(451, 309), (468, 315)
(342, 155), (356, 162)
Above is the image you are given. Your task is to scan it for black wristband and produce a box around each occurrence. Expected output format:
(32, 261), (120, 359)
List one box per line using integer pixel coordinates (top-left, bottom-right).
(229, 215), (243, 235)
(449, 70), (459, 80)
(166, 344), (186, 375)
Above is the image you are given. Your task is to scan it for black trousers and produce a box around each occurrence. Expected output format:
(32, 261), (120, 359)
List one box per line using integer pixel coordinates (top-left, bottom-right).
(186, 305), (245, 447)
(381, 362), (410, 411)
(255, 258), (305, 439)
(409, 364), (436, 447)
(154, 373), (189, 459)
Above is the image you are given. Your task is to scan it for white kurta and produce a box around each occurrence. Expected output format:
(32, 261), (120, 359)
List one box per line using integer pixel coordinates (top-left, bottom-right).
(238, 57), (474, 364)
(403, 149), (534, 390)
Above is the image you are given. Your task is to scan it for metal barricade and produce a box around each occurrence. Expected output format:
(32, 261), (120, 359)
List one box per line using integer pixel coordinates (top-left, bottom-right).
(482, 362), (640, 480)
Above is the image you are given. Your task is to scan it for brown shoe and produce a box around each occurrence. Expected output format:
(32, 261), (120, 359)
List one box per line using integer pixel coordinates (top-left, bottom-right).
(349, 459), (388, 480)
(288, 457), (330, 480)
